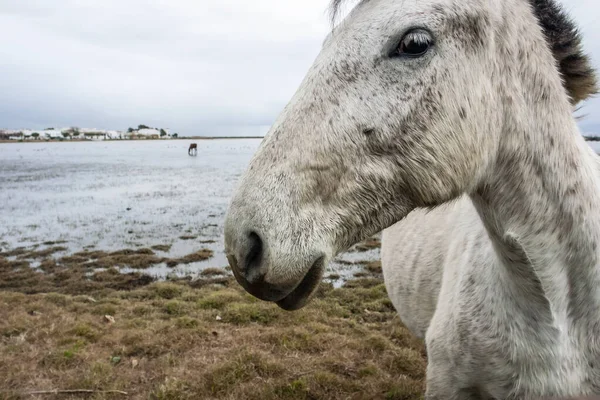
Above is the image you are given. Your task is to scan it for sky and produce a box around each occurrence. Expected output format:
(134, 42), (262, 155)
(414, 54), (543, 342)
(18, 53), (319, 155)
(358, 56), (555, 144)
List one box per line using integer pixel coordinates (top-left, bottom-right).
(0, 0), (598, 136)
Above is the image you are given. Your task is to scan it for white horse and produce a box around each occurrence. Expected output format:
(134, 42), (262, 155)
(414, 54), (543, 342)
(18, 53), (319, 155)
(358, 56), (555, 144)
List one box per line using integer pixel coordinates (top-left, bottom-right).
(224, 0), (599, 398)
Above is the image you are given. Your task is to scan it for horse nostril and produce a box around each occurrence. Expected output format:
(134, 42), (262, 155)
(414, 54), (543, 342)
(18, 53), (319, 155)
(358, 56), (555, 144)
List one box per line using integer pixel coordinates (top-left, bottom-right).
(243, 231), (264, 284)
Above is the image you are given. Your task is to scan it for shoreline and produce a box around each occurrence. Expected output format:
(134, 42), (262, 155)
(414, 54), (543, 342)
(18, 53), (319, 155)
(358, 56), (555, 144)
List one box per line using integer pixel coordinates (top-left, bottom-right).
(0, 235), (382, 294)
(0, 137), (264, 144)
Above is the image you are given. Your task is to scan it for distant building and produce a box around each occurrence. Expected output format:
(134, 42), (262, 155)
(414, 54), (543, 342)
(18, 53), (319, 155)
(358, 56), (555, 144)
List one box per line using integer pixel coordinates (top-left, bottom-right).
(1, 129), (22, 140)
(131, 128), (161, 139)
(42, 129), (65, 140)
(0, 126), (173, 141)
(7, 131), (22, 140)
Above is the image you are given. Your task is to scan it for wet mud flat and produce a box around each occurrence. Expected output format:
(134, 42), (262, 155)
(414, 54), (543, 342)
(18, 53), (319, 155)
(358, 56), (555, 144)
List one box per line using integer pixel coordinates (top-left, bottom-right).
(0, 233), (382, 296)
(0, 140), (380, 286)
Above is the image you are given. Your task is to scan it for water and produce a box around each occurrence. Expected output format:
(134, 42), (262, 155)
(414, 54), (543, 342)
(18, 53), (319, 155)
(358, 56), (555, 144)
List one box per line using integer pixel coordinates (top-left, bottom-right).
(4, 139), (599, 283)
(587, 141), (600, 154)
(0, 140), (259, 269)
(0, 139), (378, 283)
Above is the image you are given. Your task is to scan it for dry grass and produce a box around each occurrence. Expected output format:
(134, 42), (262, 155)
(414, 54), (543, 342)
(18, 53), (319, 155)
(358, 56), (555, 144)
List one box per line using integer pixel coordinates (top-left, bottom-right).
(19, 246), (68, 259)
(200, 268), (228, 277)
(0, 245), (215, 283)
(179, 235), (198, 241)
(0, 247), (425, 400)
(42, 241), (68, 246)
(0, 247), (29, 257)
(151, 245), (172, 253)
(351, 237), (382, 253)
(0, 256), (156, 295)
(365, 261), (383, 274)
(166, 249), (214, 268)
(0, 242), (426, 399)
(110, 248), (155, 256)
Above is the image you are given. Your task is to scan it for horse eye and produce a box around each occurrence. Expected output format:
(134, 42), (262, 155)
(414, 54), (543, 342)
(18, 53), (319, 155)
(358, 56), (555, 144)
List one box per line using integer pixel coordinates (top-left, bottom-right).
(394, 30), (432, 58)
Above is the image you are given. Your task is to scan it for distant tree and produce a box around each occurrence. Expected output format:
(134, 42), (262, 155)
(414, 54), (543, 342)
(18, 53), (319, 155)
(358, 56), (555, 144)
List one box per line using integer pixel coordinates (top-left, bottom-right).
(45, 133), (51, 140)
(160, 129), (167, 137)
(127, 127), (135, 133)
(172, 133), (178, 138)
(31, 132), (40, 140)
(45, 127), (55, 130)
(63, 127), (80, 137)
(62, 131), (70, 138)
(138, 124), (150, 130)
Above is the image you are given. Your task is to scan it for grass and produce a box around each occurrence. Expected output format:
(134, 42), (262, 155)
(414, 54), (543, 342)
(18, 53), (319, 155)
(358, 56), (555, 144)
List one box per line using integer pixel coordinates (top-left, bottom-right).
(365, 261), (383, 274)
(0, 278), (425, 399)
(0, 245), (215, 294)
(19, 246), (68, 259)
(151, 244), (172, 252)
(0, 256), (156, 295)
(0, 239), (425, 399)
(200, 267), (227, 277)
(179, 235), (198, 240)
(87, 253), (165, 270)
(42, 240), (68, 246)
(165, 249), (214, 268)
(0, 247), (28, 257)
(351, 237), (382, 253)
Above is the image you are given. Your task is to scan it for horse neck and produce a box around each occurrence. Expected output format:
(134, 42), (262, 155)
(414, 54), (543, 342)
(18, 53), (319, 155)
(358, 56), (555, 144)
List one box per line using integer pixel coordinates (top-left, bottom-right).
(470, 96), (600, 331)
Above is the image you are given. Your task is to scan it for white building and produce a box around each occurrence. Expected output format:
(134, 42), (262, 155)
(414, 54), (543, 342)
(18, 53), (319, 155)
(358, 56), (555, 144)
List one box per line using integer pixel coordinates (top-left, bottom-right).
(129, 128), (169, 139)
(1, 126), (173, 141)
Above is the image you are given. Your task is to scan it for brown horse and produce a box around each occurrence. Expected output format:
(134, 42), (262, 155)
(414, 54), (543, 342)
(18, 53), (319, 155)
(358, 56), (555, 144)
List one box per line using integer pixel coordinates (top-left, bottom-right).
(188, 143), (197, 156)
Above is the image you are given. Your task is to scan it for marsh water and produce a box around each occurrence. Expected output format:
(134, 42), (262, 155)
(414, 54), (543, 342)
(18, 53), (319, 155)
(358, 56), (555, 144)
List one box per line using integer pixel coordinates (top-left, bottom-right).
(0, 139), (378, 284)
(6, 139), (596, 284)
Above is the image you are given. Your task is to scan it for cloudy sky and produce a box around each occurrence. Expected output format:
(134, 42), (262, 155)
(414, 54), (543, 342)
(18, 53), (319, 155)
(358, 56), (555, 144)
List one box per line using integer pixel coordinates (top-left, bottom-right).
(0, 0), (598, 136)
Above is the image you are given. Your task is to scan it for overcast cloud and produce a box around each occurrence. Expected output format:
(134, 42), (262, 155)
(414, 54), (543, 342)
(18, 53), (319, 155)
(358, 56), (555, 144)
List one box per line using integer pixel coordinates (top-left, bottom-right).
(0, 0), (598, 136)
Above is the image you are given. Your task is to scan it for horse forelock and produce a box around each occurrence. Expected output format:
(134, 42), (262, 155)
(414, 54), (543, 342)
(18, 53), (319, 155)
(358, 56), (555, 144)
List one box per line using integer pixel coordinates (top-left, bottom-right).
(328, 0), (362, 26)
(328, 0), (343, 25)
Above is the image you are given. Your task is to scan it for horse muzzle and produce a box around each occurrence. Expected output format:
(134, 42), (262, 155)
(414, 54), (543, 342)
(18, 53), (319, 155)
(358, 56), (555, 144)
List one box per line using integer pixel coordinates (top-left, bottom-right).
(224, 227), (326, 311)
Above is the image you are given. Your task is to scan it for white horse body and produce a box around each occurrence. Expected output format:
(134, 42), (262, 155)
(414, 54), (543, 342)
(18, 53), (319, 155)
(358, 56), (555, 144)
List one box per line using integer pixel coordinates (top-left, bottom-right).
(383, 144), (600, 398)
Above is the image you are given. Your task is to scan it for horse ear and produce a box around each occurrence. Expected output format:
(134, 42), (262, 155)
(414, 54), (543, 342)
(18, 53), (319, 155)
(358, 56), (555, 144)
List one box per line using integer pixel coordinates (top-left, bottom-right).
(529, 0), (598, 105)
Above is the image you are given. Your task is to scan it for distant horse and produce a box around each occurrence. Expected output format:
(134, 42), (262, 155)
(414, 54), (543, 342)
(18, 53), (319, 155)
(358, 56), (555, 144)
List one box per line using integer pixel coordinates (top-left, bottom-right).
(188, 143), (197, 156)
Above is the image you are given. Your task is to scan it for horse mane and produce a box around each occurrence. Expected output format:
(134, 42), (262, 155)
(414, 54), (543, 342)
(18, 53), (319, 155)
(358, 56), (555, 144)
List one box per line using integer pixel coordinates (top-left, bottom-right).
(328, 0), (349, 25)
(529, 0), (597, 105)
(328, 0), (598, 105)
